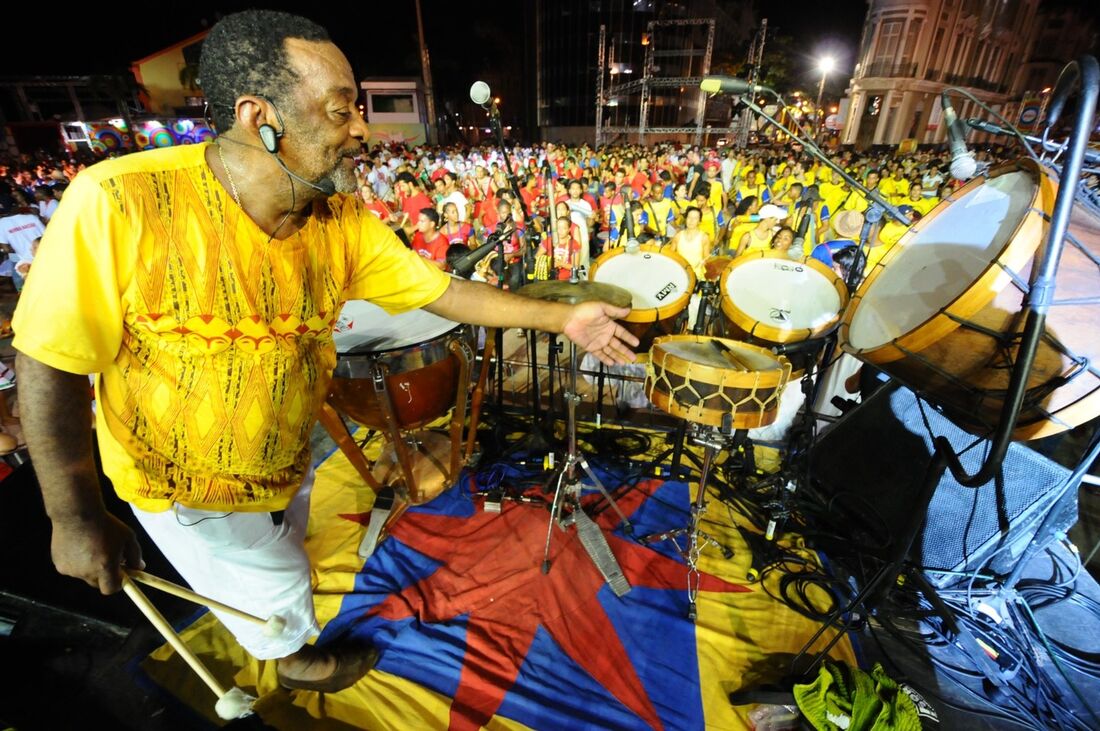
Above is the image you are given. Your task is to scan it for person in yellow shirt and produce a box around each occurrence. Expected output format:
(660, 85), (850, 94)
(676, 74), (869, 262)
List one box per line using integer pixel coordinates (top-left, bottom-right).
(670, 182), (693, 229)
(726, 195), (762, 256)
(842, 169), (882, 213)
(737, 203), (787, 255)
(643, 185), (675, 241)
(13, 10), (638, 696)
(816, 167), (849, 218)
(691, 183), (727, 244)
(879, 167), (910, 200)
(904, 182), (939, 217)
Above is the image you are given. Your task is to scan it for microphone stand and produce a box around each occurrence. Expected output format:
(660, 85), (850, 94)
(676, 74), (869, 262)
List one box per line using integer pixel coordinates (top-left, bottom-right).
(487, 102), (538, 284)
(732, 93), (911, 227)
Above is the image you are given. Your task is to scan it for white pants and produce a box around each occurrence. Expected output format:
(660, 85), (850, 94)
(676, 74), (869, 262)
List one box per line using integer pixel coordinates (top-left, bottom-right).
(131, 470), (321, 659)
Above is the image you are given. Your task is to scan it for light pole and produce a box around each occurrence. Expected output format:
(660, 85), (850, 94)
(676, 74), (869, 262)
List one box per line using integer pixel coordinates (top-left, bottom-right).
(816, 56), (835, 144)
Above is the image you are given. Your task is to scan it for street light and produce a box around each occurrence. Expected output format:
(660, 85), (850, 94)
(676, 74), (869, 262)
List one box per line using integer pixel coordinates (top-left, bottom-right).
(815, 56), (836, 143)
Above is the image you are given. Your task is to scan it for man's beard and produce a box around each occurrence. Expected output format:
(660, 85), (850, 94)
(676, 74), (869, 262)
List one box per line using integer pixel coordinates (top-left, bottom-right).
(329, 165), (358, 195)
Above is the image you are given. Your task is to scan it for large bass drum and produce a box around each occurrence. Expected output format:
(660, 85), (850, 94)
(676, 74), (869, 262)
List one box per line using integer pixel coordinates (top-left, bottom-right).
(840, 159), (1100, 440)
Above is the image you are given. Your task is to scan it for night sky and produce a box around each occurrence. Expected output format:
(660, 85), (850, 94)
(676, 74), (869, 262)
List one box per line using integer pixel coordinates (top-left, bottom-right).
(2, 1), (870, 109)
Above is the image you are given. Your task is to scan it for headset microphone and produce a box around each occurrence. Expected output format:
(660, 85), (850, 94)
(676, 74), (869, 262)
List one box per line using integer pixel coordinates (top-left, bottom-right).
(272, 154), (337, 197)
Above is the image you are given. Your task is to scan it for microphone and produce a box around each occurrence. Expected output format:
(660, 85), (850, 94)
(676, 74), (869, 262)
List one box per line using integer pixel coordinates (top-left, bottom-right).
(941, 94), (977, 181)
(452, 224), (512, 277)
(699, 76), (769, 95)
(469, 81), (491, 106)
(273, 154), (337, 196)
(792, 203), (814, 250)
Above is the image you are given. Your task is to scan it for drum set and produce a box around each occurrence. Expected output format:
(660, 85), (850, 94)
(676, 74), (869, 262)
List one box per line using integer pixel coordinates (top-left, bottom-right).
(319, 156), (1100, 617)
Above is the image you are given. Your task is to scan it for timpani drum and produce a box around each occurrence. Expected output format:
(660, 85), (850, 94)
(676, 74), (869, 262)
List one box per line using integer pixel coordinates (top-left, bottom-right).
(589, 244), (696, 352)
(840, 158), (1100, 440)
(646, 335), (792, 429)
(329, 301), (474, 430)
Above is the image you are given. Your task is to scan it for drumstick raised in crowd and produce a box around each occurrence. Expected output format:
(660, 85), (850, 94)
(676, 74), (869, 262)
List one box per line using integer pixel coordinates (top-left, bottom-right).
(127, 569), (287, 638)
(121, 576), (256, 720)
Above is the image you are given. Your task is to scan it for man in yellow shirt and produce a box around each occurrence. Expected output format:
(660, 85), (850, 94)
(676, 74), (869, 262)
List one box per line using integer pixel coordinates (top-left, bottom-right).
(842, 169), (882, 213)
(14, 10), (636, 695)
(879, 167), (910, 200)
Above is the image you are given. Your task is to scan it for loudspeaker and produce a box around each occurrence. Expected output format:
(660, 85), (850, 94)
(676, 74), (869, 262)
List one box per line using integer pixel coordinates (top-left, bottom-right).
(810, 382), (1077, 588)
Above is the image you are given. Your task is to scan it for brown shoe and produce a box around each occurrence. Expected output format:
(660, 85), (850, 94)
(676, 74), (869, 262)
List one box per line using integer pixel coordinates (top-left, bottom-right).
(276, 643), (380, 693)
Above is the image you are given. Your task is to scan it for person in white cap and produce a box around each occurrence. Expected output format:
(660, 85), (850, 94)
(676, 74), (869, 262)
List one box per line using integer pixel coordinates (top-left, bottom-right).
(736, 203), (787, 255)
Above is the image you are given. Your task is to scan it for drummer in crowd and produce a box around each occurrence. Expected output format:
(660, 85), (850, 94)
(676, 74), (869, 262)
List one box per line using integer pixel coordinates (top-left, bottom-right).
(12, 9), (639, 696)
(769, 226), (798, 259)
(691, 182), (727, 246)
(411, 208), (450, 268)
(737, 203), (788, 255)
(440, 201), (474, 247)
(669, 207), (712, 280)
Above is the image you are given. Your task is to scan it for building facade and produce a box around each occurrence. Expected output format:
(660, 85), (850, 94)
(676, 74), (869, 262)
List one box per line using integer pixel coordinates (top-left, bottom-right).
(842, 0), (1097, 149)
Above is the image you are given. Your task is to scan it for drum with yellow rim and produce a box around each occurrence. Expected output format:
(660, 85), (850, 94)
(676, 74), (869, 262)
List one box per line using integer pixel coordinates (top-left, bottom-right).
(840, 158), (1100, 440)
(719, 251), (849, 345)
(645, 335), (792, 429)
(589, 244), (696, 353)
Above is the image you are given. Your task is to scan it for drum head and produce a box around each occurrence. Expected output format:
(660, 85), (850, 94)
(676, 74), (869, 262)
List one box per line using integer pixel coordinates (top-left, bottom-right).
(591, 246), (693, 312)
(846, 169), (1036, 351)
(722, 253), (847, 342)
(334, 300), (459, 354)
(659, 338), (782, 372)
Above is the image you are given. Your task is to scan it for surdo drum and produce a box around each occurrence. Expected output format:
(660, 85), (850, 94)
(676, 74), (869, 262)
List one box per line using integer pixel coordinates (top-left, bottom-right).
(841, 159), (1100, 439)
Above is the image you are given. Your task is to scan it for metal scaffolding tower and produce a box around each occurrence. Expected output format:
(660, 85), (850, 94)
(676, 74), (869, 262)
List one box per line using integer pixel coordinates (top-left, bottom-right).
(596, 18), (738, 146)
(735, 19), (767, 148)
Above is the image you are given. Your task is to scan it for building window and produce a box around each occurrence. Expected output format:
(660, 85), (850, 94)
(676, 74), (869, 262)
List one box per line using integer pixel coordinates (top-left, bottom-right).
(371, 94), (414, 114)
(900, 18), (924, 70)
(873, 19), (904, 66)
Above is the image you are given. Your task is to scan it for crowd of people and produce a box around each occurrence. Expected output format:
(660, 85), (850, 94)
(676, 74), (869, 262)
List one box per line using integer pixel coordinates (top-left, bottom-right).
(0, 135), (1039, 297)
(347, 139), (1020, 286)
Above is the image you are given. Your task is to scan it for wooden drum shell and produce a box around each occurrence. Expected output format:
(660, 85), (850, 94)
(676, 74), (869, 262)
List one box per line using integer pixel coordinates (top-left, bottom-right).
(645, 335), (792, 429)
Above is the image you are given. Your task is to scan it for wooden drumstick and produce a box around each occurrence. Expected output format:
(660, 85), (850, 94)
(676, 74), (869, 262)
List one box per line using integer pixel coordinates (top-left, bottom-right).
(127, 570), (287, 638)
(121, 576), (255, 720)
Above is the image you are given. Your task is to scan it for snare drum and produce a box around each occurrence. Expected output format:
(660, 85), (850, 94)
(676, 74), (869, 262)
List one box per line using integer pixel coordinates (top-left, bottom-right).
(589, 244), (696, 352)
(841, 158), (1100, 440)
(646, 335), (792, 429)
(329, 301), (474, 430)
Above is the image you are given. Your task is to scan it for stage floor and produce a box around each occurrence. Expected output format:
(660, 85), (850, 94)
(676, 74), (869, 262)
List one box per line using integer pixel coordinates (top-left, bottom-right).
(3, 412), (1098, 730)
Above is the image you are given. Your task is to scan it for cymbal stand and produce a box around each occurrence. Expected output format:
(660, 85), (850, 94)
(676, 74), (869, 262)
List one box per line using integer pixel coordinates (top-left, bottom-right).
(540, 338), (634, 597)
(639, 417), (738, 620)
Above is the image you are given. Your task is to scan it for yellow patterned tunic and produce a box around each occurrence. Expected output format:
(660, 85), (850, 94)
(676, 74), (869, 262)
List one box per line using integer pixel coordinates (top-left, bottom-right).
(13, 144), (449, 512)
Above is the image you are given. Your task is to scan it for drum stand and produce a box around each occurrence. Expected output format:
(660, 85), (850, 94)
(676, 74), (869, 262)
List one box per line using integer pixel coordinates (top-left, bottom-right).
(638, 417), (738, 621)
(540, 339), (634, 597)
(321, 338), (478, 557)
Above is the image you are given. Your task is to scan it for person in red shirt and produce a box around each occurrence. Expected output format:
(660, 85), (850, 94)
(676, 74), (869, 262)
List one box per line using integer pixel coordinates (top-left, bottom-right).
(358, 182), (392, 221)
(629, 158), (652, 199)
(440, 202), (474, 246)
(410, 207), (449, 268)
(392, 172), (433, 233)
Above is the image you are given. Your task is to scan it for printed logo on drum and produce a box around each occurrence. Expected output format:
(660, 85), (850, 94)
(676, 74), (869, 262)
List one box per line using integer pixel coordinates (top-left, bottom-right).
(772, 263), (804, 273)
(769, 308), (791, 323)
(655, 282), (678, 301)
